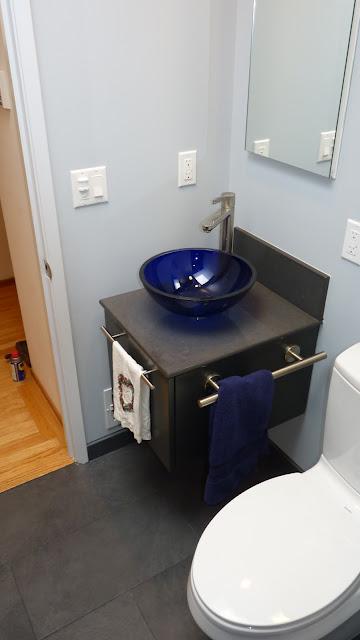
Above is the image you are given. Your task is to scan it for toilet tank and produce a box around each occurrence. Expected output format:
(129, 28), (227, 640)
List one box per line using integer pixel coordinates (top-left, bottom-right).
(323, 343), (360, 493)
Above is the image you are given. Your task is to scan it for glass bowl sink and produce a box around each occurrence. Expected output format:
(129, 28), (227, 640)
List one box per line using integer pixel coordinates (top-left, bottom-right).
(139, 248), (256, 317)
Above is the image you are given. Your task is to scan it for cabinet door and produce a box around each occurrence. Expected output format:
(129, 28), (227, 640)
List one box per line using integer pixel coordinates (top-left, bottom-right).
(174, 326), (320, 466)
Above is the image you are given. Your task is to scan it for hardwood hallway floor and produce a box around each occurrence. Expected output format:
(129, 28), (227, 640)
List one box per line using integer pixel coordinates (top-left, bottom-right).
(0, 281), (73, 493)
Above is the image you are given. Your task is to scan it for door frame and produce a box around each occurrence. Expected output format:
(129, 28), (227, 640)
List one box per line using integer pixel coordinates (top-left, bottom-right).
(0, 0), (88, 463)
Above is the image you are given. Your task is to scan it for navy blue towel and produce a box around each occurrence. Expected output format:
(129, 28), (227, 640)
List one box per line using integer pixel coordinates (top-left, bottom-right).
(204, 371), (274, 505)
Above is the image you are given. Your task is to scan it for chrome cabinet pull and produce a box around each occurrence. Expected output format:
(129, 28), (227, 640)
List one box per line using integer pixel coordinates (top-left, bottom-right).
(100, 325), (157, 391)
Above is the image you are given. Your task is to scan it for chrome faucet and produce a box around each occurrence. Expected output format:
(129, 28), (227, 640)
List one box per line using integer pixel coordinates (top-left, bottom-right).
(201, 192), (235, 253)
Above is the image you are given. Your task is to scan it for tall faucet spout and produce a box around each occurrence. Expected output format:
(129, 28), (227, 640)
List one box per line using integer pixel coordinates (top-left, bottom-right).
(201, 208), (229, 233)
(200, 192), (236, 253)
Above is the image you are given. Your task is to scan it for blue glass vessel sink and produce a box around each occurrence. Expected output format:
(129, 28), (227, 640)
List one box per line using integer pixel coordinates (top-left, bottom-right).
(139, 248), (256, 317)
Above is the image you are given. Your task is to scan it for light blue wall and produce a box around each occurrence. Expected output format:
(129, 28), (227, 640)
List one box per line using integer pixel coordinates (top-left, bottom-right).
(30, 0), (238, 443)
(31, 0), (359, 462)
(230, 1), (360, 469)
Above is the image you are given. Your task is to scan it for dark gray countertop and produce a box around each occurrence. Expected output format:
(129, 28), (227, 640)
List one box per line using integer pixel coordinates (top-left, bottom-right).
(100, 283), (320, 378)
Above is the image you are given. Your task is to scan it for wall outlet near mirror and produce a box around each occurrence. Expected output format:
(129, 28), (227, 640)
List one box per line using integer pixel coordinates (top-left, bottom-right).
(253, 139), (270, 158)
(318, 131), (336, 163)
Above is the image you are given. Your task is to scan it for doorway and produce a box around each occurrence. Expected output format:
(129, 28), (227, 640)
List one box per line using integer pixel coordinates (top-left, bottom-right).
(0, 268), (73, 492)
(0, 0), (88, 470)
(0, 21), (73, 492)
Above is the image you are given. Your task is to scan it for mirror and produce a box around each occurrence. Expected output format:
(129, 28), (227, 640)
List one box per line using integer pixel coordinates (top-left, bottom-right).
(246, 0), (359, 178)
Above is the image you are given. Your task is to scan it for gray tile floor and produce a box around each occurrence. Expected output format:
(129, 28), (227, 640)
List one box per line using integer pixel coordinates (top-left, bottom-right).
(0, 442), (294, 640)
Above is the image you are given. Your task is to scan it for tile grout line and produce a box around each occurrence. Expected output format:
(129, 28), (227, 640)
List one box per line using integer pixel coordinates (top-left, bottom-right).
(5, 478), (177, 568)
(133, 599), (158, 640)
(130, 554), (196, 640)
(4, 450), (201, 638)
(15, 481), (198, 570)
(6, 505), (111, 570)
(0, 445), (162, 560)
(6, 482), (165, 570)
(10, 564), (38, 640)
(2, 443), (198, 566)
(40, 555), (194, 640)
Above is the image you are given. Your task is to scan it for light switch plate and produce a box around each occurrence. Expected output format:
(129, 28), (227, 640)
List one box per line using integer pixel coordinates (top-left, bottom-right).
(342, 218), (360, 265)
(70, 166), (108, 208)
(253, 139), (270, 157)
(178, 150), (197, 187)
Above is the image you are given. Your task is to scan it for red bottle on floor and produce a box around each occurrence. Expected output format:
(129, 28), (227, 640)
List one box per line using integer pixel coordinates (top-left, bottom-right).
(9, 350), (26, 381)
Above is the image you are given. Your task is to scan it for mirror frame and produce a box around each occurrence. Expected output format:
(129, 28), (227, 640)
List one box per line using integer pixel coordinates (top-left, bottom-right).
(246, 0), (360, 179)
(331, 0), (360, 178)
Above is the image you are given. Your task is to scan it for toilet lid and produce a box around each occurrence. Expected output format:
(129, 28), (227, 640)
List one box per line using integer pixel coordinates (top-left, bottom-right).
(192, 467), (360, 628)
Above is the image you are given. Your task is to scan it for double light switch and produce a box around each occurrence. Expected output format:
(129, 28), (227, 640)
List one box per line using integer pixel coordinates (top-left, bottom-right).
(70, 166), (108, 208)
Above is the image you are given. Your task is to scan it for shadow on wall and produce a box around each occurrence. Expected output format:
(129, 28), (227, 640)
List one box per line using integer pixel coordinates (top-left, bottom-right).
(0, 200), (13, 280)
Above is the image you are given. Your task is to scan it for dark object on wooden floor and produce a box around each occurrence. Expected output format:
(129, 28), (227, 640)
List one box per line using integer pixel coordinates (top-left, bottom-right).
(16, 340), (31, 367)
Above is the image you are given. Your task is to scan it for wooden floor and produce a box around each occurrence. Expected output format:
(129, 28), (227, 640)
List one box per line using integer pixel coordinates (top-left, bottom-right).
(0, 281), (73, 493)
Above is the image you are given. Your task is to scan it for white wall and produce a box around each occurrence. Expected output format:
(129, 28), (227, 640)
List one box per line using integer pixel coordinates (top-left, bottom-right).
(230, 1), (360, 469)
(0, 200), (13, 280)
(0, 20), (61, 412)
(30, 0), (238, 443)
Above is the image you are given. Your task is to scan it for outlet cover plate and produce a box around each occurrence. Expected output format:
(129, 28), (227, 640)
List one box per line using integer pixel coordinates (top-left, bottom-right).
(253, 139), (270, 157)
(178, 150), (197, 187)
(342, 218), (360, 265)
(318, 131), (336, 163)
(103, 387), (120, 430)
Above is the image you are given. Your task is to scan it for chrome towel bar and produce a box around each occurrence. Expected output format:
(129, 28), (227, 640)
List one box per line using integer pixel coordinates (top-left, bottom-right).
(100, 325), (157, 391)
(198, 345), (327, 409)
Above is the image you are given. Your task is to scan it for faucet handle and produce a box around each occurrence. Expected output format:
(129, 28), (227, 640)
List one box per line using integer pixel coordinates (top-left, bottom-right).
(212, 192), (235, 206)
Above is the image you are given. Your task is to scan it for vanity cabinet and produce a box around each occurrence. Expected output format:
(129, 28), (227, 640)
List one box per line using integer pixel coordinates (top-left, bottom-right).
(100, 228), (329, 471)
(102, 292), (320, 472)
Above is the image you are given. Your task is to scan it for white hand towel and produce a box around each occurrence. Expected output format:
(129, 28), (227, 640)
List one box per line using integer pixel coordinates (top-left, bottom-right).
(112, 341), (151, 444)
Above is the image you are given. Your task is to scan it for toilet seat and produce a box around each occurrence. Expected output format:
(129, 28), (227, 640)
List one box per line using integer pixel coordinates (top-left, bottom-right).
(189, 459), (360, 639)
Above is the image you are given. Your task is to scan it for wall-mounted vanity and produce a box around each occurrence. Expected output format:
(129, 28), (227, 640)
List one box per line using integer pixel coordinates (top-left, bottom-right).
(100, 229), (329, 471)
(246, 0), (360, 178)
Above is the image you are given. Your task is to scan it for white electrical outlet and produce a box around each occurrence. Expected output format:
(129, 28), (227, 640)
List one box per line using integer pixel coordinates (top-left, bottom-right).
(342, 219), (360, 265)
(318, 131), (336, 162)
(178, 150), (197, 187)
(253, 139), (270, 157)
(103, 388), (120, 430)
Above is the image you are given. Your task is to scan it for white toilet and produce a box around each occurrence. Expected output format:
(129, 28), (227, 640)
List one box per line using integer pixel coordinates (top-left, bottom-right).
(188, 343), (360, 640)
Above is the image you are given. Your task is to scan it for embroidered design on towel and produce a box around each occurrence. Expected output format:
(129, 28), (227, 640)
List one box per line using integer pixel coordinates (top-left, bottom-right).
(118, 374), (135, 412)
